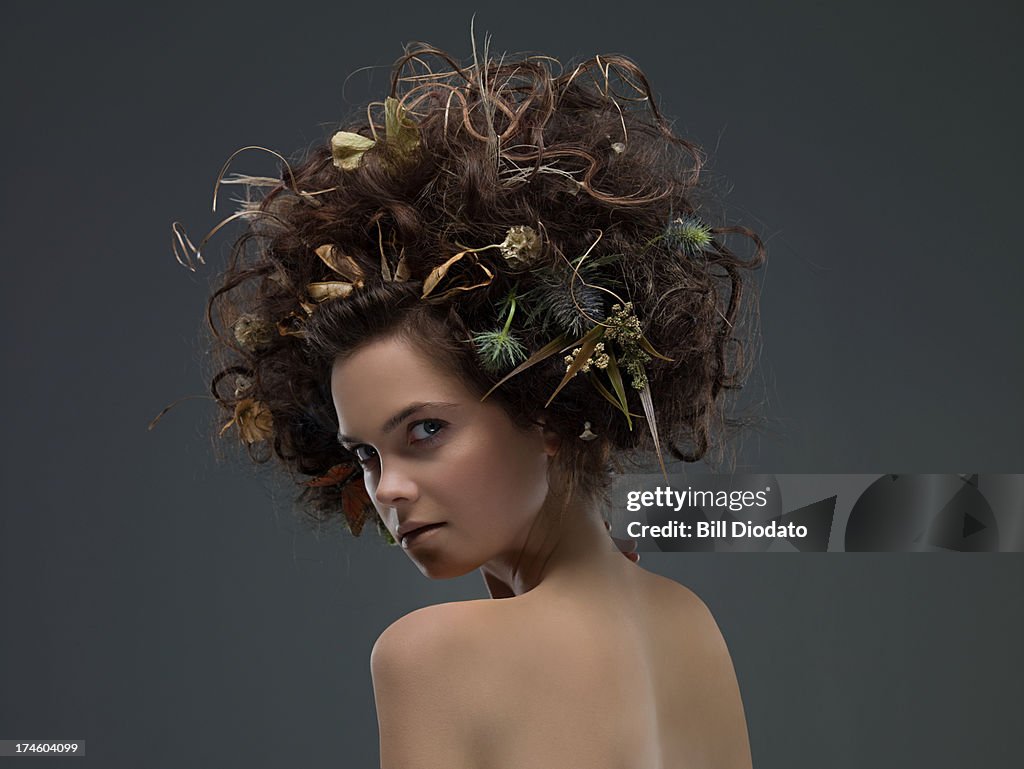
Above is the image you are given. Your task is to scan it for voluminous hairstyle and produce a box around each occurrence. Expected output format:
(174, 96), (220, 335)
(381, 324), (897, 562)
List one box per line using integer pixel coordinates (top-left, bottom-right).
(199, 42), (765, 538)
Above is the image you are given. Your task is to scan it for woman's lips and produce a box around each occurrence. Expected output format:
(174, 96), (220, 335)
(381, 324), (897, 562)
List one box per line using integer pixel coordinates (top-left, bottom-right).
(401, 523), (445, 548)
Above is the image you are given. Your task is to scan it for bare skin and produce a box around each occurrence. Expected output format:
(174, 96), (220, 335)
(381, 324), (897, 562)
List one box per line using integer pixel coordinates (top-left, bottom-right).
(332, 334), (752, 769)
(457, 489), (751, 769)
(460, 561), (751, 769)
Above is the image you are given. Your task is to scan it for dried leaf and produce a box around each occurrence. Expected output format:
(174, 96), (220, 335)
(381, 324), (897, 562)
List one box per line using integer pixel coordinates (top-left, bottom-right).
(331, 131), (376, 171)
(429, 262), (494, 301)
(638, 385), (669, 481)
(383, 96), (420, 159)
(315, 245), (365, 285)
(342, 481), (374, 537)
(545, 326), (605, 408)
(147, 394), (212, 431)
(306, 462), (360, 487)
(307, 281), (357, 301)
(588, 370), (642, 419)
(638, 334), (673, 362)
(421, 250), (469, 298)
(394, 248), (411, 282)
(305, 463), (374, 536)
(277, 311), (307, 337)
(604, 353), (634, 431)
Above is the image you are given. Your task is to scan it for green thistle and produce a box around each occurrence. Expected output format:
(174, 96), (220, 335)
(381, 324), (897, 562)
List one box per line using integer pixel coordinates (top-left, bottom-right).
(472, 291), (528, 375)
(664, 215), (713, 256)
(521, 250), (622, 337)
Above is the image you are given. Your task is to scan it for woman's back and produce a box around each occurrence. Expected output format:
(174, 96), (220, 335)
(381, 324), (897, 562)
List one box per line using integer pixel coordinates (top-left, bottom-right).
(372, 565), (752, 769)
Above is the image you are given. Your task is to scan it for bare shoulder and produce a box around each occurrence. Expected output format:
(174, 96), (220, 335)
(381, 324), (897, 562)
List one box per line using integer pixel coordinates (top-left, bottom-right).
(642, 573), (754, 769)
(371, 599), (494, 673)
(370, 601), (496, 769)
(371, 600), (495, 696)
(646, 571), (727, 642)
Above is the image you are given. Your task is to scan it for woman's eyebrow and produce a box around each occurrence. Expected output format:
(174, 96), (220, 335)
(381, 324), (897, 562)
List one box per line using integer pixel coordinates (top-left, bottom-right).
(336, 401), (459, 444)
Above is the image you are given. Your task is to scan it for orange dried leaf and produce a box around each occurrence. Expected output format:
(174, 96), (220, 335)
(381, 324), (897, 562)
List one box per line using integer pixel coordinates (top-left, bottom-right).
(306, 462), (359, 487)
(342, 481), (375, 537)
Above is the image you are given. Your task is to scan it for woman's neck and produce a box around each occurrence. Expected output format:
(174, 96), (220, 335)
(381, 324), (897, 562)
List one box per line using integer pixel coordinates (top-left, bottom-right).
(480, 489), (629, 598)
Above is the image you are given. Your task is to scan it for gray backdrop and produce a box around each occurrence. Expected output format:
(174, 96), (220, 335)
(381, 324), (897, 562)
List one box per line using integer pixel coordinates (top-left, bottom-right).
(1, 0), (1021, 767)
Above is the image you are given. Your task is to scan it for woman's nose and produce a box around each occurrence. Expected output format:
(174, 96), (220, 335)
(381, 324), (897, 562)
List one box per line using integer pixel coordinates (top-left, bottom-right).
(372, 456), (419, 506)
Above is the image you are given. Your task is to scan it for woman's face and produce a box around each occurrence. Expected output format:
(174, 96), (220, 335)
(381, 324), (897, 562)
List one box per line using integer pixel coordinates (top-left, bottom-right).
(330, 333), (560, 579)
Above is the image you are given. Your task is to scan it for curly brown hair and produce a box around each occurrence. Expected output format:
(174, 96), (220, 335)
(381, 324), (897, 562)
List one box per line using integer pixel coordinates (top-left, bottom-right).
(192, 42), (765, 540)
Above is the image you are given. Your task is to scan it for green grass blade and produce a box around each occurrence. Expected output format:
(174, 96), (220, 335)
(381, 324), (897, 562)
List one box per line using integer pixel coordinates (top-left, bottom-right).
(603, 353), (633, 431)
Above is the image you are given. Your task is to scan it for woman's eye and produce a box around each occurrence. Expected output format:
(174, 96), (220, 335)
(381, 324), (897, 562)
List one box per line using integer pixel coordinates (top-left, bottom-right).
(410, 419), (446, 443)
(352, 445), (378, 464)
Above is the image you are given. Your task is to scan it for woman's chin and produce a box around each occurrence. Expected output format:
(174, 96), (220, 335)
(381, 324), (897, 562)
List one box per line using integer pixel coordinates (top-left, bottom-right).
(409, 555), (480, 581)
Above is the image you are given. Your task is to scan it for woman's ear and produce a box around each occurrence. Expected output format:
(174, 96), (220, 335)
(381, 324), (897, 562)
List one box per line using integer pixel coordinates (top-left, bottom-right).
(536, 411), (561, 457)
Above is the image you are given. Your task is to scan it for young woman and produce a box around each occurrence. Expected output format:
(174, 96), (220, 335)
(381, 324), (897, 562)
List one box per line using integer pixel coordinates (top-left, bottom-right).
(181, 41), (763, 769)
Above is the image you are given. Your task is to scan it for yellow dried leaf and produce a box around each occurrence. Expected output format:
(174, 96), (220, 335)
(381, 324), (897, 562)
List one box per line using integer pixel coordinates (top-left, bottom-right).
(421, 250), (468, 298)
(383, 96), (420, 159)
(314, 245), (365, 285)
(429, 263), (494, 301)
(307, 281), (357, 301)
(393, 248), (411, 282)
(330, 131), (376, 171)
(546, 328), (604, 408)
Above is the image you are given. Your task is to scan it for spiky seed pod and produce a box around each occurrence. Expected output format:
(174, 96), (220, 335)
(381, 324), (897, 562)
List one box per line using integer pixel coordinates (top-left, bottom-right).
(665, 215), (713, 256)
(472, 328), (528, 375)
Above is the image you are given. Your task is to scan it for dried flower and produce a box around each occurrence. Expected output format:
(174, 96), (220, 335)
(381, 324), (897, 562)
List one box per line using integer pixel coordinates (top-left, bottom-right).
(499, 225), (542, 268)
(563, 341), (609, 374)
(233, 313), (275, 352)
(604, 303), (651, 390)
(219, 398), (274, 444)
(233, 374), (253, 398)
